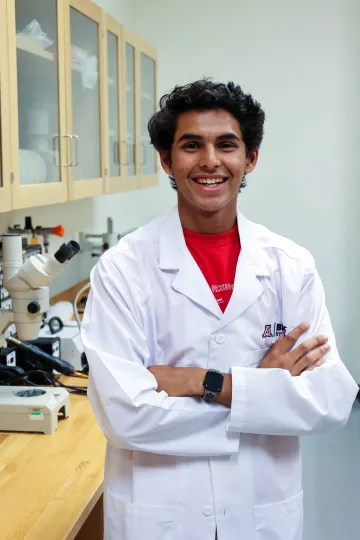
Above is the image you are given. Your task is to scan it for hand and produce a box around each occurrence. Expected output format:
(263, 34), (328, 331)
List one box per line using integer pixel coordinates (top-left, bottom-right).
(148, 365), (206, 397)
(259, 322), (329, 376)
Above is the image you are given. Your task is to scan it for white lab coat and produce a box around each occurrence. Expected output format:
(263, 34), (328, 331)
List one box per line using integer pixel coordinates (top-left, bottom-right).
(81, 207), (358, 540)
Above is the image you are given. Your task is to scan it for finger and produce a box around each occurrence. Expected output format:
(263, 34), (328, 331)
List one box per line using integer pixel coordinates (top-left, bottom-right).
(306, 358), (325, 372)
(273, 322), (310, 354)
(289, 335), (328, 363)
(292, 344), (330, 375)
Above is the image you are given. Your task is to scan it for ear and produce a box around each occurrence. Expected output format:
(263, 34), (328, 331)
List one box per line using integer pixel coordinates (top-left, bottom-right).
(245, 148), (259, 174)
(159, 151), (173, 175)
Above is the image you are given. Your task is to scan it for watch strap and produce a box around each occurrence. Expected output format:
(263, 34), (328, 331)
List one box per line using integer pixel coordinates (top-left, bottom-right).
(203, 389), (218, 403)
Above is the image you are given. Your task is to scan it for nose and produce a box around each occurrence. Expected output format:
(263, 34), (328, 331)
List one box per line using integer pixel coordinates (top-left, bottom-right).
(199, 144), (221, 169)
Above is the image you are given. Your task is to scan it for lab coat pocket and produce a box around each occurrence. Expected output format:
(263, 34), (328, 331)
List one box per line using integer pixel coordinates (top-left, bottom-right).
(105, 489), (181, 540)
(254, 491), (303, 540)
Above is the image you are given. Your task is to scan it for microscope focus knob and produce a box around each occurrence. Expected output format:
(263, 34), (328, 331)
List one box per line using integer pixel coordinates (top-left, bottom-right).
(27, 301), (41, 314)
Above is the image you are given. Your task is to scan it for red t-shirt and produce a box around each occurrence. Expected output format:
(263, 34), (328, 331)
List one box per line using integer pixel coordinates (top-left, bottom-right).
(183, 225), (241, 312)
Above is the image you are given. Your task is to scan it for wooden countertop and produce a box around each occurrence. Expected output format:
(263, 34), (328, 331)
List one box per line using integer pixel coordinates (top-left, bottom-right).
(0, 378), (106, 540)
(0, 281), (107, 540)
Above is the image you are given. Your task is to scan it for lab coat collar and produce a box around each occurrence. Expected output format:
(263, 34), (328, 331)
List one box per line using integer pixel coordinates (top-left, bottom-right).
(159, 206), (269, 322)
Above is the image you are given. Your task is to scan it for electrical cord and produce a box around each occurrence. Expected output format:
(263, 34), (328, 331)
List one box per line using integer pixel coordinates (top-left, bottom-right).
(1, 369), (55, 387)
(53, 378), (88, 395)
(73, 281), (91, 330)
(73, 371), (88, 379)
(5, 336), (88, 379)
(7, 336), (75, 375)
(0, 368), (88, 395)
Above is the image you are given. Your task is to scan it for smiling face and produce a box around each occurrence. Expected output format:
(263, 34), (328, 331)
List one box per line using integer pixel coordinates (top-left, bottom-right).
(160, 108), (259, 232)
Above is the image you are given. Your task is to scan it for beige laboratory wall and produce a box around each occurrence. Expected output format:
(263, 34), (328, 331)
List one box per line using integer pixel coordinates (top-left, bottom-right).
(1, 0), (359, 381)
(130, 0), (360, 381)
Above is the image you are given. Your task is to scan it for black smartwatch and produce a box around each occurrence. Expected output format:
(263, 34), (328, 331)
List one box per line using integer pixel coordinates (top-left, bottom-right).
(202, 369), (224, 403)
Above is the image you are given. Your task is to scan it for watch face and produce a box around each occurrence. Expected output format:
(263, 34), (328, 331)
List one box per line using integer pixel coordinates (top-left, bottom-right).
(204, 370), (223, 393)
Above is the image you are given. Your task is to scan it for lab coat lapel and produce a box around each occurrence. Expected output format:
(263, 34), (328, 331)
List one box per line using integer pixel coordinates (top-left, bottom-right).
(159, 208), (222, 319)
(159, 207), (268, 322)
(220, 211), (269, 328)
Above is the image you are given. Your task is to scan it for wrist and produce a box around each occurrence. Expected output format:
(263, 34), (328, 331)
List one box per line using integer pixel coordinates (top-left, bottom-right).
(191, 368), (206, 397)
(218, 374), (231, 401)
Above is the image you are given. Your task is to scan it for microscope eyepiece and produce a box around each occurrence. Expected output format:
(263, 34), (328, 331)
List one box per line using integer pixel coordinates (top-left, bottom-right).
(54, 241), (80, 263)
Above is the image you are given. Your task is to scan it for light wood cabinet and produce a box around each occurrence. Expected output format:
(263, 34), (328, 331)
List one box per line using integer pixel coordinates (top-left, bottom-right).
(138, 37), (158, 189)
(122, 27), (140, 192)
(0, 0), (158, 213)
(123, 28), (158, 192)
(7, 0), (69, 209)
(103, 14), (128, 194)
(64, 0), (105, 201)
(0, 0), (13, 212)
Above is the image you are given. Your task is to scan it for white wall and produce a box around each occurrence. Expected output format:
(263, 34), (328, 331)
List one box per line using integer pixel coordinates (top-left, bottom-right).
(1, 0), (359, 380)
(130, 0), (360, 379)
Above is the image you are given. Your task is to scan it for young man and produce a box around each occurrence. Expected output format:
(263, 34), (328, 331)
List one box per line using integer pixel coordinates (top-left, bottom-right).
(81, 79), (358, 540)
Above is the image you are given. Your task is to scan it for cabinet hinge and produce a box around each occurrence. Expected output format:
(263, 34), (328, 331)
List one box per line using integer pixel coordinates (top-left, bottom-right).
(10, 172), (15, 184)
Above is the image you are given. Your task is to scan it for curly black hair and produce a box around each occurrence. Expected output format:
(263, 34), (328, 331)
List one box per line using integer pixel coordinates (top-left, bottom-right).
(148, 78), (265, 191)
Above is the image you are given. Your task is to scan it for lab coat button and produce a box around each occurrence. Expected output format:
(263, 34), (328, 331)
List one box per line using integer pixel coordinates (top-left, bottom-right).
(215, 334), (225, 344)
(203, 506), (213, 517)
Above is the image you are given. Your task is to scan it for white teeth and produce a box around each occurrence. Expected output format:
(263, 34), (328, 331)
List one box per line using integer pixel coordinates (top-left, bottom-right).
(195, 178), (225, 184)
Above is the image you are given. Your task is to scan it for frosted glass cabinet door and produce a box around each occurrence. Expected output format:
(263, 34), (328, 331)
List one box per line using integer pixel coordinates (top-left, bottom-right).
(15, 0), (62, 186)
(125, 42), (136, 179)
(140, 52), (156, 177)
(0, 109), (2, 190)
(107, 30), (121, 179)
(0, 94), (3, 191)
(123, 28), (157, 190)
(0, 80), (12, 211)
(8, 0), (68, 209)
(69, 5), (101, 181)
(0, 0), (12, 211)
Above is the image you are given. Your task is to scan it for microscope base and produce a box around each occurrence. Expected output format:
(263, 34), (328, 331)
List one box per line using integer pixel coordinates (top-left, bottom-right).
(0, 386), (70, 434)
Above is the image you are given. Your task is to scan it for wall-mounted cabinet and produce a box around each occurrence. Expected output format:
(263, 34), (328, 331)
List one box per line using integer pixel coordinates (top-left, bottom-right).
(64, 0), (105, 201)
(0, 0), (13, 212)
(103, 14), (128, 194)
(123, 28), (158, 191)
(0, 0), (158, 212)
(8, 0), (69, 209)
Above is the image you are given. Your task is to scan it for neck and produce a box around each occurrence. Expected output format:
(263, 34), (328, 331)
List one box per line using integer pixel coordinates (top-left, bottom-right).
(178, 200), (238, 234)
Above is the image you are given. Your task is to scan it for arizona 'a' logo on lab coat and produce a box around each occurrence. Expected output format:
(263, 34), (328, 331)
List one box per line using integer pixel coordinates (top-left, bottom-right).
(262, 323), (287, 338)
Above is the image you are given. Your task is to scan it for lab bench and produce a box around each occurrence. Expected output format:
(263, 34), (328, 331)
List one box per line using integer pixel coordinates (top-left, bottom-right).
(1, 396), (359, 540)
(0, 281), (105, 540)
(0, 377), (106, 540)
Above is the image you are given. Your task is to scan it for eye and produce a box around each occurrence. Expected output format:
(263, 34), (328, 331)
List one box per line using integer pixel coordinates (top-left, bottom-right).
(182, 142), (199, 151)
(219, 142), (237, 150)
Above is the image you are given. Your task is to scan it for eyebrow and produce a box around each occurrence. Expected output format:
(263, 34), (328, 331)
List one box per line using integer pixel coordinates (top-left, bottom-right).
(176, 132), (242, 144)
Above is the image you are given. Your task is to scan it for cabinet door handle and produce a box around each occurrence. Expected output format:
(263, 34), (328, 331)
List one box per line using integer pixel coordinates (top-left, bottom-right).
(120, 141), (128, 166)
(71, 135), (79, 167)
(130, 142), (136, 168)
(63, 134), (73, 167)
(113, 141), (119, 165)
